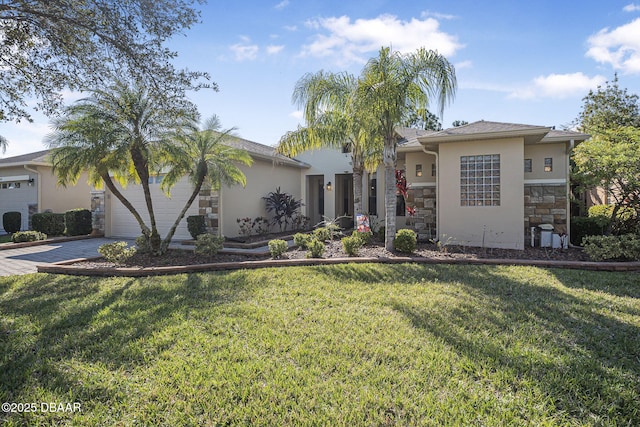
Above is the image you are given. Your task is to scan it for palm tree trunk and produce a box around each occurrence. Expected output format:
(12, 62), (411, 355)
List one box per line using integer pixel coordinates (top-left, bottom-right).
(101, 172), (151, 237)
(383, 139), (397, 251)
(130, 144), (161, 254)
(161, 178), (204, 253)
(352, 163), (364, 224)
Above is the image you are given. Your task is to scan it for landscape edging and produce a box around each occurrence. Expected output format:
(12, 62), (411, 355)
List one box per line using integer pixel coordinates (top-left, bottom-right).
(37, 256), (640, 277)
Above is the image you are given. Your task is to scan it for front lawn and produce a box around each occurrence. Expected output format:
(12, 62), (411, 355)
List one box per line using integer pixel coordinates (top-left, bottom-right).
(1, 265), (638, 425)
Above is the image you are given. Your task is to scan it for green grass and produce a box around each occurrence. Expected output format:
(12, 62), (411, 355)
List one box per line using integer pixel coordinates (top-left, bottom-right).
(1, 265), (639, 426)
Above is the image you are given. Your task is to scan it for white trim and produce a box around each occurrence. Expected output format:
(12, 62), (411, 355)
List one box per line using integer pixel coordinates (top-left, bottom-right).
(524, 179), (566, 185)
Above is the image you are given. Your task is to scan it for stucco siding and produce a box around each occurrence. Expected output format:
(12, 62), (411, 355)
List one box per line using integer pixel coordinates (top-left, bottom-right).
(37, 166), (92, 213)
(438, 137), (525, 249)
(523, 143), (567, 181)
(220, 159), (302, 237)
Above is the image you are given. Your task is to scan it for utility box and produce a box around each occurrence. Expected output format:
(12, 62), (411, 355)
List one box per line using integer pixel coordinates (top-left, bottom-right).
(538, 224), (554, 248)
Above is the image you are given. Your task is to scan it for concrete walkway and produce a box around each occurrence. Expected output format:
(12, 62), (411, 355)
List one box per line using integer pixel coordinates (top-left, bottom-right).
(0, 238), (117, 276)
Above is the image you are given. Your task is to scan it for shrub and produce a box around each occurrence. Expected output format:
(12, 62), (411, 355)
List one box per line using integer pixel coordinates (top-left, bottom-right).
(187, 215), (206, 240)
(194, 234), (225, 256)
(65, 208), (92, 236)
(11, 230), (47, 243)
(32, 212), (66, 235)
(252, 217), (270, 235)
(341, 234), (363, 256)
(237, 217), (253, 237)
(355, 230), (373, 245)
(570, 216), (604, 246)
(393, 229), (417, 253)
(268, 239), (288, 259)
(135, 235), (151, 253)
(377, 225), (385, 238)
(306, 239), (325, 258)
(3, 211), (21, 234)
(313, 226), (332, 242)
(583, 234), (640, 261)
(588, 204), (638, 235)
(263, 187), (303, 231)
(98, 241), (136, 264)
(293, 232), (312, 248)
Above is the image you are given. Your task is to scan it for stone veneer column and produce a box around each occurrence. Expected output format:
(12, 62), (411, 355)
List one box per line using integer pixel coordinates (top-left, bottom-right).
(406, 186), (437, 241)
(90, 190), (105, 235)
(198, 187), (220, 235)
(524, 184), (567, 246)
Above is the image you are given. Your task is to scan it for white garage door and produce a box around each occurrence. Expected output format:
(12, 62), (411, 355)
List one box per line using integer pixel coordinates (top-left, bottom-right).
(109, 176), (199, 241)
(0, 184), (36, 233)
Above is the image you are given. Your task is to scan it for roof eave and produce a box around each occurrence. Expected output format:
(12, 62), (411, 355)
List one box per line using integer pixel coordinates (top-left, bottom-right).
(418, 127), (552, 144)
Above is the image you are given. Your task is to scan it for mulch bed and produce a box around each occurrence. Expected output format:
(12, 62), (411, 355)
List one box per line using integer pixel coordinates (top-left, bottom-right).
(72, 240), (591, 270)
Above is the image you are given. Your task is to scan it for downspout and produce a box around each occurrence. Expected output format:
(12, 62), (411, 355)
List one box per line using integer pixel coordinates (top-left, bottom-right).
(566, 139), (575, 245)
(23, 164), (41, 212)
(422, 147), (439, 240)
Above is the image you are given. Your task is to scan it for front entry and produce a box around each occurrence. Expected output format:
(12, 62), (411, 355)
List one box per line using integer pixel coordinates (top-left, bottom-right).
(335, 173), (353, 229)
(306, 175), (325, 228)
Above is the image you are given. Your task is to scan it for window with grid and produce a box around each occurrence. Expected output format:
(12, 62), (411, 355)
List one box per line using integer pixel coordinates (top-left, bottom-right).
(460, 154), (500, 206)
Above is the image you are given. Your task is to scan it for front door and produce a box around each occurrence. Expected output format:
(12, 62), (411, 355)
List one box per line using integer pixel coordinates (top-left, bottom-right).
(335, 173), (353, 228)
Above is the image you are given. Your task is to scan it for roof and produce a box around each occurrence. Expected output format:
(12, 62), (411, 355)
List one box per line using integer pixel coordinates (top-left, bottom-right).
(396, 127), (437, 150)
(415, 120), (593, 148)
(421, 120), (552, 144)
(0, 149), (51, 167)
(224, 135), (309, 168)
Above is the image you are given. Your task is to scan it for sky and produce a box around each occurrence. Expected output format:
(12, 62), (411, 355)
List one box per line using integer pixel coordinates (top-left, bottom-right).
(3, 0), (640, 158)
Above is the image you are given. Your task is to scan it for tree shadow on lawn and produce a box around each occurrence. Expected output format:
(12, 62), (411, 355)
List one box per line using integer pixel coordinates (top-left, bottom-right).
(386, 265), (639, 424)
(0, 271), (258, 415)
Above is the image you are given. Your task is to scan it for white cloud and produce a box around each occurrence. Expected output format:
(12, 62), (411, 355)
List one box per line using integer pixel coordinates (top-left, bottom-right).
(421, 10), (457, 20)
(586, 18), (640, 74)
(267, 45), (285, 55)
(508, 72), (606, 100)
(289, 111), (303, 120)
(275, 0), (289, 10)
(454, 60), (473, 70)
(230, 39), (259, 61)
(623, 3), (640, 12)
(301, 14), (463, 65)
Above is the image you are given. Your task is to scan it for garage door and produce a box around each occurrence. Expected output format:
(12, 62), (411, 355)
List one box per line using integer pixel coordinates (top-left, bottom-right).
(0, 184), (36, 233)
(109, 176), (199, 241)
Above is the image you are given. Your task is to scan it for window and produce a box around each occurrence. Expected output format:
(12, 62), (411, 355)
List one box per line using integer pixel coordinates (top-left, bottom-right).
(396, 194), (406, 216)
(415, 164), (423, 177)
(460, 154), (500, 206)
(544, 158), (553, 172)
(524, 159), (532, 173)
(368, 176), (377, 215)
(431, 163), (437, 177)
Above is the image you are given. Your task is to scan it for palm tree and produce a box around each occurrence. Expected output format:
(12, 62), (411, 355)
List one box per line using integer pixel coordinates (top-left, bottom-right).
(359, 47), (457, 250)
(0, 135), (7, 154)
(159, 115), (253, 252)
(47, 113), (151, 237)
(278, 70), (382, 222)
(47, 81), (195, 254)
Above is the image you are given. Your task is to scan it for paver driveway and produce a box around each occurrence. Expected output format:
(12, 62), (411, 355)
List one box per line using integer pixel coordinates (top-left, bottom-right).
(0, 238), (117, 276)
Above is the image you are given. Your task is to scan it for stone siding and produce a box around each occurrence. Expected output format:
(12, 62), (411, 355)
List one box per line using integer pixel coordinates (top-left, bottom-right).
(524, 184), (567, 245)
(90, 191), (105, 234)
(199, 188), (220, 235)
(406, 186), (437, 241)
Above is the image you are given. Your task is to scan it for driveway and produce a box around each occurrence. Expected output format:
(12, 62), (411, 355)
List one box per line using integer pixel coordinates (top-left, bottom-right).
(0, 238), (119, 276)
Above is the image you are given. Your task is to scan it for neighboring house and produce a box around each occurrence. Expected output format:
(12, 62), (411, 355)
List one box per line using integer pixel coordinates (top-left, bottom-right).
(101, 136), (309, 241)
(297, 121), (589, 250)
(0, 150), (93, 233)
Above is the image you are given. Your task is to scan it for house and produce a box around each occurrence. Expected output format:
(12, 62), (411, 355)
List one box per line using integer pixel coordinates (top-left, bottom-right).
(8, 120), (588, 250)
(0, 150), (93, 233)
